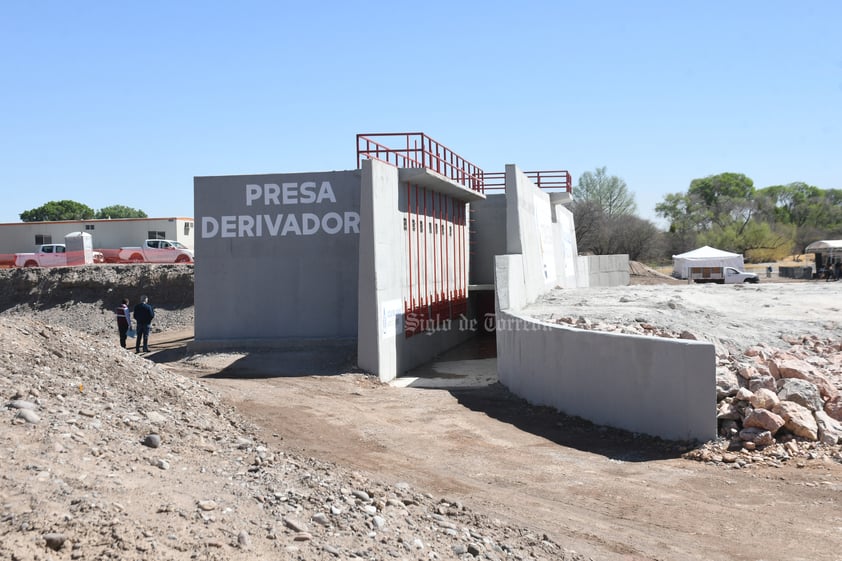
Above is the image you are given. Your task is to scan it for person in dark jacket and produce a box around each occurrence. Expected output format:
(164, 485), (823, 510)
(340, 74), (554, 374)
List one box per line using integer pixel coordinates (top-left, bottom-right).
(133, 295), (155, 353)
(115, 298), (132, 348)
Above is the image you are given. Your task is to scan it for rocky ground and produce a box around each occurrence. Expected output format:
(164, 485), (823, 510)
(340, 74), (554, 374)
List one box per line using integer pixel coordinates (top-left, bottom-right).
(0, 266), (584, 561)
(3, 264), (842, 560)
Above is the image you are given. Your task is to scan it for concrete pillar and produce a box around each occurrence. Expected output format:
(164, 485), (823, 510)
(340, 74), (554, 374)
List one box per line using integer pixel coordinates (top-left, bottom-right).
(357, 159), (403, 382)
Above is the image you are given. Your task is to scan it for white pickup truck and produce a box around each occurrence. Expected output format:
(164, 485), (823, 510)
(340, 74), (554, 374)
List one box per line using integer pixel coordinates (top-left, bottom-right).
(15, 244), (104, 267)
(118, 239), (194, 264)
(689, 266), (759, 284)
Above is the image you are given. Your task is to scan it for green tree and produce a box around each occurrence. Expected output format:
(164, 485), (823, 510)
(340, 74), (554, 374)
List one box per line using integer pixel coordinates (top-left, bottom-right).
(96, 205), (148, 219)
(756, 182), (822, 226)
(656, 173), (807, 262)
(573, 166), (637, 217)
(20, 200), (95, 222)
(756, 184), (842, 251)
(654, 192), (701, 255)
(698, 220), (793, 260)
(687, 172), (755, 230)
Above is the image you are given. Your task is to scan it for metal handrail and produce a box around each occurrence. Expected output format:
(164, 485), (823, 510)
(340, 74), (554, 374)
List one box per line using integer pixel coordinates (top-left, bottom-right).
(356, 133), (572, 194)
(482, 170), (572, 193)
(357, 132), (485, 193)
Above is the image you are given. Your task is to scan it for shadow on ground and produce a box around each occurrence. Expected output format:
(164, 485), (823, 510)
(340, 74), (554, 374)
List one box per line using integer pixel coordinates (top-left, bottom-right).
(448, 383), (689, 462)
(148, 330), (688, 461)
(400, 334), (688, 462)
(201, 347), (359, 379)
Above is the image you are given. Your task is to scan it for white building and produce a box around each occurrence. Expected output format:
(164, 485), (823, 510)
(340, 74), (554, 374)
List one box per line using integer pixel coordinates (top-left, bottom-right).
(0, 217), (195, 255)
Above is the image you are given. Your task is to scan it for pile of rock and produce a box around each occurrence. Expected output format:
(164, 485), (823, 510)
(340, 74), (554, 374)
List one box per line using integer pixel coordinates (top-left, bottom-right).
(1, 315), (589, 560)
(707, 337), (842, 460)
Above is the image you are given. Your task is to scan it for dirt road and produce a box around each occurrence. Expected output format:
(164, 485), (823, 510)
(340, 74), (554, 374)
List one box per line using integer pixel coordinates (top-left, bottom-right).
(151, 327), (842, 561)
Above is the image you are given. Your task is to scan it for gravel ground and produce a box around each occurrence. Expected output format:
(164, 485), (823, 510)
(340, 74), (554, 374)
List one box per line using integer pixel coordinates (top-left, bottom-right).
(527, 281), (842, 356)
(0, 265), (588, 561)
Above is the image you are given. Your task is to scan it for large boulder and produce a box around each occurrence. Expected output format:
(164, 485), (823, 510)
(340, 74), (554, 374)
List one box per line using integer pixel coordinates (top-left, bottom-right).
(739, 427), (774, 447)
(735, 387), (753, 402)
(748, 375), (776, 393)
(743, 408), (785, 434)
(750, 388), (780, 410)
(716, 368), (741, 400)
(825, 396), (842, 422)
(773, 356), (838, 401)
(716, 400), (741, 421)
(773, 401), (818, 441)
(777, 379), (823, 412)
(774, 357), (816, 380)
(815, 411), (842, 445)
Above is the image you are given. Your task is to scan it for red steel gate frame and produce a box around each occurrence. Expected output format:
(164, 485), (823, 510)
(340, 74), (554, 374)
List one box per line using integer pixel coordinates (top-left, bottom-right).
(356, 132), (569, 338)
(403, 183), (468, 337)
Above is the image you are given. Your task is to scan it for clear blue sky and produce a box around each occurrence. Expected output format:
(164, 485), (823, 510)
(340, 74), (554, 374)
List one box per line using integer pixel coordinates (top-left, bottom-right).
(1, 1), (840, 226)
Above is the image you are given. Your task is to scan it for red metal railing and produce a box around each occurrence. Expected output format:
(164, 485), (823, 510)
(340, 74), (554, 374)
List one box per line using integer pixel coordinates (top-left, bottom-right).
(357, 132), (485, 193)
(482, 170), (573, 193)
(357, 132), (572, 195)
(357, 132), (570, 336)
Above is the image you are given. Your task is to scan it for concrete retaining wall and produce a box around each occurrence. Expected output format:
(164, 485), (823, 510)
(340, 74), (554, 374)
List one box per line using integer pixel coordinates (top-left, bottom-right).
(550, 197), (579, 288)
(585, 254), (630, 287)
(576, 256), (590, 288)
(495, 302), (715, 441)
(494, 191), (716, 440)
(505, 165), (558, 303)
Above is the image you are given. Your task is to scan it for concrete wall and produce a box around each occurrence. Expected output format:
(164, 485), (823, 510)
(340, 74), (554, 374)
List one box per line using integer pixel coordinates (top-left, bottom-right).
(357, 159), (481, 382)
(493, 170), (714, 441)
(550, 196), (579, 288)
(494, 254), (715, 441)
(0, 218), (194, 255)
(494, 307), (715, 441)
(193, 170), (361, 342)
(585, 254), (630, 287)
(469, 194), (506, 286)
(357, 160), (402, 377)
(576, 256), (590, 288)
(470, 176), (582, 290)
(505, 165), (557, 304)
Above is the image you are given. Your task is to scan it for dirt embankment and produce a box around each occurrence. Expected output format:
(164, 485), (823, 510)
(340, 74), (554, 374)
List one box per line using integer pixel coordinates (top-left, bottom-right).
(0, 264), (194, 312)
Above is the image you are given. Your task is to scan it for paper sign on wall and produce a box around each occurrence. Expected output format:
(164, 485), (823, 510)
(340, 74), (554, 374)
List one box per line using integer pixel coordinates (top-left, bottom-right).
(381, 299), (403, 338)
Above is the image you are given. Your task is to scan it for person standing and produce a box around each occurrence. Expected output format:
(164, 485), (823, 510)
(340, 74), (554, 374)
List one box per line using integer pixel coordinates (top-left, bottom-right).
(133, 295), (155, 353)
(115, 298), (131, 348)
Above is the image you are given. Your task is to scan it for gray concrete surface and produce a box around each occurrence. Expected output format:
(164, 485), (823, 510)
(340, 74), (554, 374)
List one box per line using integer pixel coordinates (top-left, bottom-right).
(585, 254), (630, 287)
(357, 159), (482, 382)
(357, 159), (402, 379)
(491, 167), (714, 441)
(469, 194), (506, 286)
(505, 165), (557, 304)
(193, 170), (361, 341)
(550, 196), (580, 288)
(495, 309), (715, 441)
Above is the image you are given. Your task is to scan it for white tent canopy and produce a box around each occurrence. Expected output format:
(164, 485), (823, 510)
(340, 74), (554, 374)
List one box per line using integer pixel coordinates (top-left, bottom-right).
(672, 246), (745, 279)
(805, 240), (842, 253)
